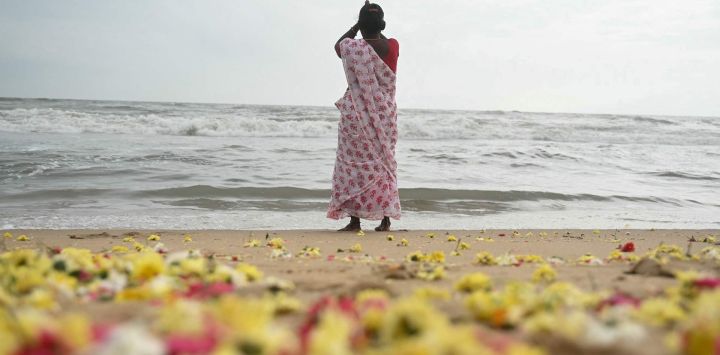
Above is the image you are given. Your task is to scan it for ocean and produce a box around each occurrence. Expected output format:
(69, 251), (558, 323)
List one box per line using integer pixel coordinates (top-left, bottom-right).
(1, 97), (718, 230)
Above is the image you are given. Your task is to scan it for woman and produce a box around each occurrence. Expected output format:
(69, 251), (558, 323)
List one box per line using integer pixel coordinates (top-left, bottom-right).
(327, 2), (401, 232)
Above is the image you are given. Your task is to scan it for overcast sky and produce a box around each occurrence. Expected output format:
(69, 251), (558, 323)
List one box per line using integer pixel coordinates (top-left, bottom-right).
(1, 0), (718, 116)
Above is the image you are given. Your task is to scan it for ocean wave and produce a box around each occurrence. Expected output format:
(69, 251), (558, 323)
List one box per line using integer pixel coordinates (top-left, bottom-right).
(649, 171), (720, 182)
(1, 100), (719, 144)
(0, 185), (691, 206)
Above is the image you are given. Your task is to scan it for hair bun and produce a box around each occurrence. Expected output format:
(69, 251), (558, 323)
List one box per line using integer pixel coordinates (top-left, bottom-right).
(358, 3), (385, 34)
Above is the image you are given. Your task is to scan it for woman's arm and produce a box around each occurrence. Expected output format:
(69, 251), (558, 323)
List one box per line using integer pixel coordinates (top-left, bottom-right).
(335, 23), (359, 58)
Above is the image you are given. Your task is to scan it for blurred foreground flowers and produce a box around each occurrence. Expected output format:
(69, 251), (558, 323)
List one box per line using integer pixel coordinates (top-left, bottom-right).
(1, 234), (719, 355)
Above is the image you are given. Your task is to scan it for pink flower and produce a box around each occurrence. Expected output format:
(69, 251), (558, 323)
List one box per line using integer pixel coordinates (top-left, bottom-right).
(166, 333), (217, 355)
(596, 293), (641, 311)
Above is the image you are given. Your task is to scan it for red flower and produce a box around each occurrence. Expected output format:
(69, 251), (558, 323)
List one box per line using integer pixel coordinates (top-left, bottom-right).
(620, 242), (635, 252)
(694, 277), (720, 289)
(183, 282), (234, 299)
(596, 293), (641, 311)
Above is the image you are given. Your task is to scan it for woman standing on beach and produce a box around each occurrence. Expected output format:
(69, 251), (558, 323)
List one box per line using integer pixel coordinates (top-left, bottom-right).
(327, 2), (401, 232)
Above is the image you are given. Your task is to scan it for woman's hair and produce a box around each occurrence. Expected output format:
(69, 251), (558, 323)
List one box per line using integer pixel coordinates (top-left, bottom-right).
(358, 3), (385, 34)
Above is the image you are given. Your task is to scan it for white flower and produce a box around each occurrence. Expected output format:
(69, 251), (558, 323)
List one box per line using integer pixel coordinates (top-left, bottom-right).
(94, 323), (165, 355)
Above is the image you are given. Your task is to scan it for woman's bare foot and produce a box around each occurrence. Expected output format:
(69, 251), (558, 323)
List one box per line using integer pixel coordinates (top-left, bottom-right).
(374, 217), (391, 232)
(338, 217), (361, 232)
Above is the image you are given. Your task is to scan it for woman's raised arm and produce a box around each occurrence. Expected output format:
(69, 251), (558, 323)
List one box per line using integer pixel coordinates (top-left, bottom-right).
(334, 23), (360, 58)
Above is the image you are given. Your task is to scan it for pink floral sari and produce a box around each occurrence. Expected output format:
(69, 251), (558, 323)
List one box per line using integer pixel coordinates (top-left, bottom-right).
(327, 38), (401, 221)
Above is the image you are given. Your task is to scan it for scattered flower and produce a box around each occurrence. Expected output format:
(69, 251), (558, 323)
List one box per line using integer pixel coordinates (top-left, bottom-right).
(532, 264), (557, 283)
(244, 239), (260, 248)
(455, 272), (492, 293)
(267, 238), (285, 249)
(620, 242), (635, 252)
(111, 245), (129, 253)
(475, 252), (498, 265)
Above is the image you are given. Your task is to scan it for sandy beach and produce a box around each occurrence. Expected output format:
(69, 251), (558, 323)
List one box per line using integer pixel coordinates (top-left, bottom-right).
(3, 228), (719, 354)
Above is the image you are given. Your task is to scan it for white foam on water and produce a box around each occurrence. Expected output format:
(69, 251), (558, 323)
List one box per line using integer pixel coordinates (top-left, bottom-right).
(1, 99), (718, 144)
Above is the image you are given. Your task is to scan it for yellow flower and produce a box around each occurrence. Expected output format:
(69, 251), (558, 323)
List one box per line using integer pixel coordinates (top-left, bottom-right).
(447, 235), (458, 242)
(475, 251), (498, 265)
(177, 257), (207, 276)
(154, 300), (205, 335)
(11, 266), (46, 293)
(244, 239), (260, 248)
(451, 251), (461, 256)
(386, 234), (394, 241)
(267, 238), (285, 249)
(115, 285), (153, 301)
(459, 242), (470, 250)
(133, 242), (145, 252)
(417, 265), (445, 281)
(131, 252), (165, 281)
(147, 234), (161, 241)
(398, 238), (409, 246)
(406, 251), (445, 263)
(356, 230), (365, 237)
(634, 298), (685, 327)
(464, 291), (509, 327)
(576, 253), (603, 265)
(3, 232), (11, 238)
(455, 272), (492, 293)
(183, 234), (193, 243)
(380, 297), (446, 342)
(57, 313), (92, 350)
(526, 232), (534, 237)
(356, 289), (390, 305)
(413, 286), (450, 301)
(17, 234), (30, 241)
(122, 237), (135, 243)
(26, 288), (57, 309)
(429, 251), (445, 263)
(111, 245), (129, 253)
(532, 264), (557, 283)
(593, 229), (601, 235)
(265, 292), (302, 314)
(425, 232), (436, 238)
(308, 310), (353, 355)
(297, 246), (321, 258)
(349, 243), (362, 253)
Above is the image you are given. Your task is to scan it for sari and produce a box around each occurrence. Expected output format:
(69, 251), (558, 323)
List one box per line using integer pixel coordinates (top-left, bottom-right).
(327, 38), (401, 221)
